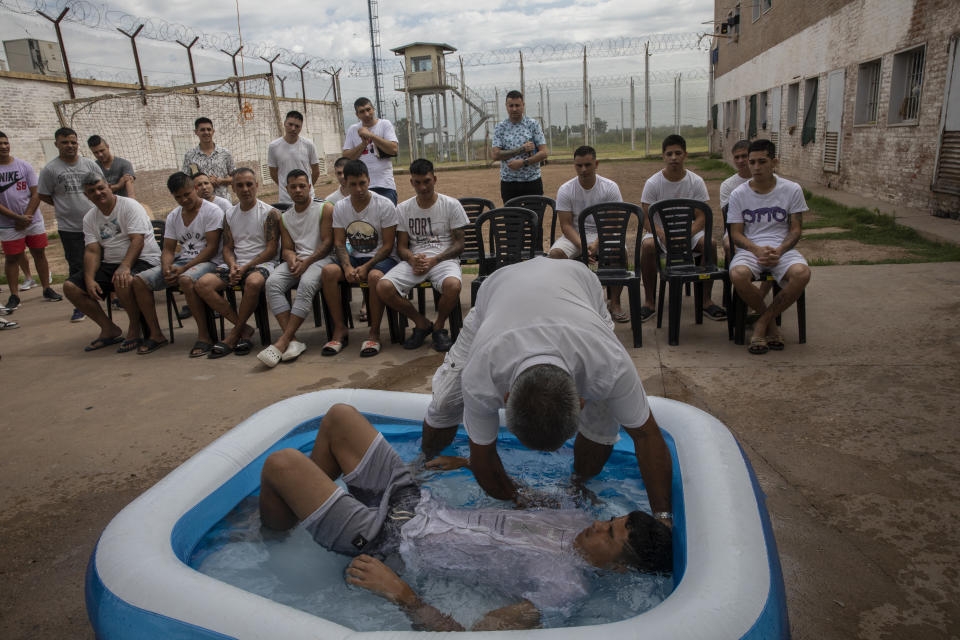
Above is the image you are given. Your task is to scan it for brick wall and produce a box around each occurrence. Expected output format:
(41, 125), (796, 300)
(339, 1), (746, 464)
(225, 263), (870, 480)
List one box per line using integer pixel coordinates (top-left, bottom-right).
(710, 0), (960, 216)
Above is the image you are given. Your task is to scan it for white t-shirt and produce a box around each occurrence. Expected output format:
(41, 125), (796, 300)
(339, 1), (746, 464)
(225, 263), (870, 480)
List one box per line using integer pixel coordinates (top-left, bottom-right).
(400, 490), (591, 613)
(556, 175), (623, 236)
(164, 199), (223, 263)
(268, 136), (319, 204)
(343, 119), (398, 190)
(324, 187), (348, 204)
(82, 196), (161, 266)
(719, 173), (749, 208)
(225, 199), (275, 267)
(211, 195), (232, 213)
(460, 257), (650, 445)
(726, 177), (807, 248)
(397, 193), (470, 258)
(332, 192), (400, 259)
(640, 169), (709, 206)
(282, 199), (326, 259)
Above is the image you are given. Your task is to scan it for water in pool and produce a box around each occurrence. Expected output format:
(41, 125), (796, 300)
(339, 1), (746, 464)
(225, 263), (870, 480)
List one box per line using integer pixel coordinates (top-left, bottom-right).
(190, 426), (672, 631)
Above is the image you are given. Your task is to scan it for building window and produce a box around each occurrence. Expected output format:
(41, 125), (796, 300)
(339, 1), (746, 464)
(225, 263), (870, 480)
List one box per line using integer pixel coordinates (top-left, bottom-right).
(725, 99), (739, 135)
(854, 59), (882, 125)
(752, 0), (761, 22)
(888, 45), (925, 124)
(762, 0), (772, 13)
(748, 94), (758, 138)
(786, 82), (799, 128)
(802, 77), (818, 145)
(758, 91), (768, 129)
(411, 56), (432, 73)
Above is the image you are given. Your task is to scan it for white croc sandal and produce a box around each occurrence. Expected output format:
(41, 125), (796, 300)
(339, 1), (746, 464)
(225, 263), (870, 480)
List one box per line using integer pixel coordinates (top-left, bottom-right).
(281, 341), (307, 362)
(256, 345), (283, 368)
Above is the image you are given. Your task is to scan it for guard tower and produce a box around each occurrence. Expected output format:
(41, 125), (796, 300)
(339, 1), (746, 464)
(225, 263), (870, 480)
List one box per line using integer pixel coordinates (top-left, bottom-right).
(392, 42), (491, 163)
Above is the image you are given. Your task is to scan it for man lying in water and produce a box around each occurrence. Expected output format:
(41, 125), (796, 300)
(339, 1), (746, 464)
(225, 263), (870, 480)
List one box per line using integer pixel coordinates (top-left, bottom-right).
(259, 403), (672, 631)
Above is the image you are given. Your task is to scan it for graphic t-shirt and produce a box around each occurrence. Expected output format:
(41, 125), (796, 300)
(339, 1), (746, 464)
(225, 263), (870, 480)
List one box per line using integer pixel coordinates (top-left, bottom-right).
(0, 158), (42, 234)
(163, 199), (224, 263)
(82, 196), (161, 265)
(343, 119), (398, 190)
(182, 146), (235, 199)
(400, 490), (592, 614)
(492, 117), (547, 182)
(97, 156), (135, 198)
(268, 136), (319, 204)
(38, 156), (104, 232)
(726, 177), (807, 248)
(332, 192), (400, 259)
(397, 193), (469, 258)
(556, 175), (623, 237)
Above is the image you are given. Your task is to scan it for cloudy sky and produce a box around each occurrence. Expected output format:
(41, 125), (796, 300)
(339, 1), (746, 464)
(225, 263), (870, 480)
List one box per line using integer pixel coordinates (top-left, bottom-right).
(1, 0), (715, 127)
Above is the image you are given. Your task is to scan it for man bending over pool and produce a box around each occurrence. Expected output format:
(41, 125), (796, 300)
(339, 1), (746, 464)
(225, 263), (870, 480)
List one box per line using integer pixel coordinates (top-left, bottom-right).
(259, 403), (672, 632)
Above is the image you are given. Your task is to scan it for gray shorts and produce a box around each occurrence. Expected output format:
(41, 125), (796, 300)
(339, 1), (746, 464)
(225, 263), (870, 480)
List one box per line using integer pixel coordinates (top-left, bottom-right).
(301, 434), (419, 557)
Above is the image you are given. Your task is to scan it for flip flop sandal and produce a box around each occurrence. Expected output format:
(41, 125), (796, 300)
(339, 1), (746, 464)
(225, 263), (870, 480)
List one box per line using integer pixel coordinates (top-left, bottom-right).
(748, 336), (769, 355)
(116, 338), (142, 353)
(234, 338), (253, 356)
(321, 336), (349, 356)
(281, 340), (307, 361)
(207, 341), (234, 359)
(767, 335), (785, 351)
(704, 304), (727, 321)
(638, 307), (655, 323)
(257, 345), (283, 368)
(0, 317), (20, 329)
(137, 337), (169, 355)
(359, 339), (382, 358)
(189, 341), (213, 358)
(85, 336), (123, 352)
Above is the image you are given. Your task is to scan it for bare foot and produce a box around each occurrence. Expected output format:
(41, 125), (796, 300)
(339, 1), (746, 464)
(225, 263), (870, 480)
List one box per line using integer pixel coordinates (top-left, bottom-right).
(345, 555), (415, 606)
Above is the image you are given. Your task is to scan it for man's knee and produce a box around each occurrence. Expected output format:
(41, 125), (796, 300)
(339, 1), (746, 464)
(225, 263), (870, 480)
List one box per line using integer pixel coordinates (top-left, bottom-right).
(195, 273), (222, 297)
(785, 264), (811, 287)
(62, 280), (82, 299)
(730, 265), (752, 285)
(441, 277), (461, 296)
(321, 263), (341, 283)
(262, 448), (306, 483)
(178, 274), (195, 291)
(244, 271), (266, 291)
(375, 277), (396, 300)
(320, 403), (362, 435)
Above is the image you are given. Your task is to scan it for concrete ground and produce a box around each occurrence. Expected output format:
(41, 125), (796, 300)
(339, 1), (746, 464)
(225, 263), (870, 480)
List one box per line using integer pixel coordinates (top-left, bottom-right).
(1, 258), (958, 639)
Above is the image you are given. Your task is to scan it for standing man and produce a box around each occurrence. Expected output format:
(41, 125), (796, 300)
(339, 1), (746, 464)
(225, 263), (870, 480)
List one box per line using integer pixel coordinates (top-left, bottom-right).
(0, 131), (62, 310)
(269, 110), (321, 210)
(342, 98), (399, 204)
(38, 127), (104, 322)
(324, 156), (350, 205)
(195, 168), (280, 358)
(182, 117), (235, 200)
(421, 257), (673, 528)
(377, 159), (469, 353)
(62, 174), (161, 353)
(491, 90), (549, 205)
(639, 134), (725, 323)
(87, 135), (135, 199)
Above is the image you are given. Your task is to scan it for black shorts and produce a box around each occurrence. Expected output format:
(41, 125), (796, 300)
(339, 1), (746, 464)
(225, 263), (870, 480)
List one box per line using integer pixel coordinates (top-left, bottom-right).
(67, 259), (155, 293)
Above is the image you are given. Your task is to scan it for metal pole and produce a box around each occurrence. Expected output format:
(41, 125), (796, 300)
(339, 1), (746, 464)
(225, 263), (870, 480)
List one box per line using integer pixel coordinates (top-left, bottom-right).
(266, 74), (284, 137)
(117, 24), (146, 105)
(176, 37), (200, 108)
(621, 98), (625, 144)
(366, 0), (383, 114)
(644, 41), (651, 157)
(565, 102), (570, 147)
(278, 75), (287, 97)
(37, 8), (75, 99)
(519, 51), (525, 98)
(539, 83), (544, 121)
(582, 46), (589, 146)
(546, 87), (553, 152)
(220, 46), (244, 110)
(442, 91), (450, 161)
(676, 73), (682, 135)
(417, 95), (425, 156)
(294, 61), (310, 116)
(460, 57), (468, 162)
(630, 76), (636, 151)
(334, 70), (345, 137)
(405, 90), (416, 162)
(495, 88), (500, 122)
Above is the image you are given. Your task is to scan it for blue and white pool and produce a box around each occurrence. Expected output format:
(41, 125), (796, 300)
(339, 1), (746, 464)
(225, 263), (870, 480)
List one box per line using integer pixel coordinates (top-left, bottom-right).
(86, 389), (789, 639)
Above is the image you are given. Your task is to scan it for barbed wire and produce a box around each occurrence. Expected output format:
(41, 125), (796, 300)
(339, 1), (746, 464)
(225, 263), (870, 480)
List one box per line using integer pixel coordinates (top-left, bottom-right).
(0, 1), (708, 80)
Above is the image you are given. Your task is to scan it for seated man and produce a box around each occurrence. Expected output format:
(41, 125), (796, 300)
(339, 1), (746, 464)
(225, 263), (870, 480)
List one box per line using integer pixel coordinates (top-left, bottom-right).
(547, 145), (625, 319)
(727, 139), (811, 354)
(194, 171), (232, 213)
(133, 172), (222, 357)
(377, 159), (468, 353)
(323, 156), (350, 204)
(260, 403), (672, 631)
(62, 174), (162, 352)
(422, 257), (674, 527)
(639, 134), (725, 323)
(256, 169), (334, 367)
(195, 168), (280, 358)
(721, 140), (771, 302)
(320, 160), (399, 358)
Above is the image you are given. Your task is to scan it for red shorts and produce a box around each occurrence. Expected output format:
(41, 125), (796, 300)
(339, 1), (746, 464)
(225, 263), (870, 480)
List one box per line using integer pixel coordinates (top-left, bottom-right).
(1, 233), (48, 255)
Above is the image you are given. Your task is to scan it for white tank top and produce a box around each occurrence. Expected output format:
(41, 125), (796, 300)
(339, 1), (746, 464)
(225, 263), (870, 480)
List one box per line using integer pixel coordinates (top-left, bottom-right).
(282, 199), (325, 259)
(226, 199), (275, 266)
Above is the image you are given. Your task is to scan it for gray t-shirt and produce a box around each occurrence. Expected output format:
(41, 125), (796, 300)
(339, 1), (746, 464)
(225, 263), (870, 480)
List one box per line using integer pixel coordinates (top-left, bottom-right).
(38, 157), (104, 232)
(97, 157), (135, 198)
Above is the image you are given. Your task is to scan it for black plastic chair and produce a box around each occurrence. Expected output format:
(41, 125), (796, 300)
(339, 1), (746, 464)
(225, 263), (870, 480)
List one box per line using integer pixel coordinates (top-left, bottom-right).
(504, 195), (557, 253)
(577, 202), (644, 348)
(648, 199), (727, 347)
(724, 208), (807, 346)
(471, 207), (540, 305)
(457, 198), (496, 266)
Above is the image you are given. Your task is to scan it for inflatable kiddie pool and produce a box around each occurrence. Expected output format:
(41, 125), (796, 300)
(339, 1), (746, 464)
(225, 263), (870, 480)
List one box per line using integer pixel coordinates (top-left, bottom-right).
(86, 389), (789, 639)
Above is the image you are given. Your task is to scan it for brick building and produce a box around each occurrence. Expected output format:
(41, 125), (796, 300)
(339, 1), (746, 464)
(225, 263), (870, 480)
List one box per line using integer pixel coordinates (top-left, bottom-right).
(709, 0), (960, 217)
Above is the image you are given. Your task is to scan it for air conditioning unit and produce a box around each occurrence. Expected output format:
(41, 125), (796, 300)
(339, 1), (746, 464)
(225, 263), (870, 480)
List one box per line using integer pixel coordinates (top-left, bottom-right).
(2, 39), (65, 76)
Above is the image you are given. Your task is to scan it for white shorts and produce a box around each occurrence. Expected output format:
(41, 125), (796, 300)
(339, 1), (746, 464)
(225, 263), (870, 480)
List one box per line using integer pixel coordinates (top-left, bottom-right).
(729, 249), (808, 285)
(382, 259), (462, 297)
(643, 229), (705, 254)
(549, 233), (597, 259)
